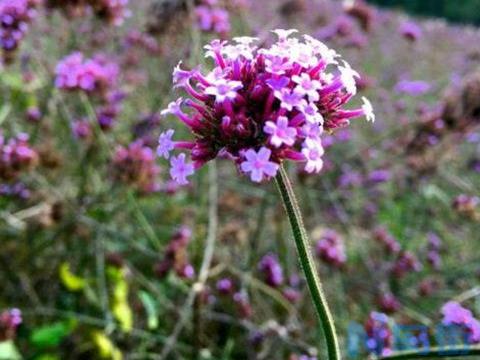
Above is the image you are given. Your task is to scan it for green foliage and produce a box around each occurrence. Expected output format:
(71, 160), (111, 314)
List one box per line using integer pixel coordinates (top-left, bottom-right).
(30, 320), (77, 349)
(368, 0), (480, 24)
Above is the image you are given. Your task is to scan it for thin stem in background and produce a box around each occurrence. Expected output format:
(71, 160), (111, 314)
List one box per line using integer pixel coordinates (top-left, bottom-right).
(275, 165), (341, 360)
(159, 161), (219, 360)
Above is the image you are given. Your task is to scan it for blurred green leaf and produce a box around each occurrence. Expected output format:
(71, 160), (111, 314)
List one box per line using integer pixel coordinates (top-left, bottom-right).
(0, 104), (11, 127)
(422, 184), (449, 205)
(33, 355), (60, 360)
(138, 291), (158, 330)
(30, 319), (77, 349)
(0, 341), (22, 360)
(59, 263), (86, 292)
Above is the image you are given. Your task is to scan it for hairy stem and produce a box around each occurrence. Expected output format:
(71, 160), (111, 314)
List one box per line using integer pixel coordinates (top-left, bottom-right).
(275, 166), (341, 360)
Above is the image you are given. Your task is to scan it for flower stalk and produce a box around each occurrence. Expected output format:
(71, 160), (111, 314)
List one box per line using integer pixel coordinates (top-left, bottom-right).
(275, 165), (341, 360)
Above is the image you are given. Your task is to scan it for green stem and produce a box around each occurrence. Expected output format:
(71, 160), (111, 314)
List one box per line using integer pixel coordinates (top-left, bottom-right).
(380, 346), (480, 359)
(275, 166), (341, 360)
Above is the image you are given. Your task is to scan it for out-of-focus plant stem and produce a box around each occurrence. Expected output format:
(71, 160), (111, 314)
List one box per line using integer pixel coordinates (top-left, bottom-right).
(159, 161), (218, 359)
(275, 165), (341, 360)
(380, 346), (480, 359)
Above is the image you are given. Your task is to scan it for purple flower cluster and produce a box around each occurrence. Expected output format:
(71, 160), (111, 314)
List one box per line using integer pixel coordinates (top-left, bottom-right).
(0, 0), (40, 62)
(364, 311), (393, 356)
(377, 292), (401, 314)
(94, 0), (130, 26)
(399, 21), (422, 42)
(0, 181), (31, 199)
(0, 308), (22, 341)
(0, 132), (38, 181)
(46, 0), (130, 25)
(395, 80), (431, 96)
(367, 168), (391, 184)
(441, 301), (480, 343)
(211, 278), (254, 318)
(452, 194), (479, 220)
(216, 277), (234, 295)
(392, 251), (422, 278)
(55, 52), (119, 95)
(315, 229), (346, 268)
(344, 0), (375, 32)
(425, 232), (442, 269)
(373, 227), (400, 255)
(55, 52), (125, 130)
(96, 90), (125, 130)
(111, 140), (160, 193)
(158, 30), (374, 184)
(154, 226), (195, 280)
(258, 253), (284, 287)
(195, 0), (230, 36)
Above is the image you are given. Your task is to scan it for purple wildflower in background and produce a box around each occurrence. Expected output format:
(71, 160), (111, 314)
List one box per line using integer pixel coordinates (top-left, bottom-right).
(195, 2), (230, 36)
(158, 30), (374, 184)
(0, 308), (22, 341)
(25, 106), (42, 122)
(315, 229), (347, 268)
(233, 291), (253, 318)
(111, 140), (160, 193)
(441, 301), (480, 343)
(0, 0), (40, 62)
(154, 226), (195, 280)
(258, 253), (284, 287)
(367, 169), (391, 184)
(373, 227), (400, 255)
(395, 80), (431, 96)
(364, 312), (393, 356)
(72, 120), (92, 140)
(0, 132), (38, 181)
(47, 0), (130, 25)
(377, 293), (401, 314)
(399, 21), (422, 42)
(100, 0), (131, 26)
(0, 182), (31, 199)
(55, 52), (119, 95)
(452, 194), (479, 220)
(216, 278), (234, 295)
(392, 251), (422, 278)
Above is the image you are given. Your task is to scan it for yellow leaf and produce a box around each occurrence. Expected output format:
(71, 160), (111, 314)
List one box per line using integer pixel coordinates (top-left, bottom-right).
(59, 263), (86, 292)
(91, 331), (122, 360)
(112, 301), (133, 333)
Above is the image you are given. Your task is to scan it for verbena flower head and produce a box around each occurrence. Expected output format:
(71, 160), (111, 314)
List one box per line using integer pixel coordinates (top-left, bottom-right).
(46, 0), (130, 25)
(399, 21), (422, 42)
(364, 312), (393, 356)
(258, 253), (284, 287)
(111, 140), (160, 193)
(55, 52), (119, 95)
(95, 0), (130, 26)
(0, 0), (40, 63)
(0, 308), (22, 341)
(158, 30), (374, 184)
(154, 226), (195, 280)
(315, 229), (346, 268)
(0, 132), (38, 181)
(195, 4), (230, 36)
(441, 301), (480, 343)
